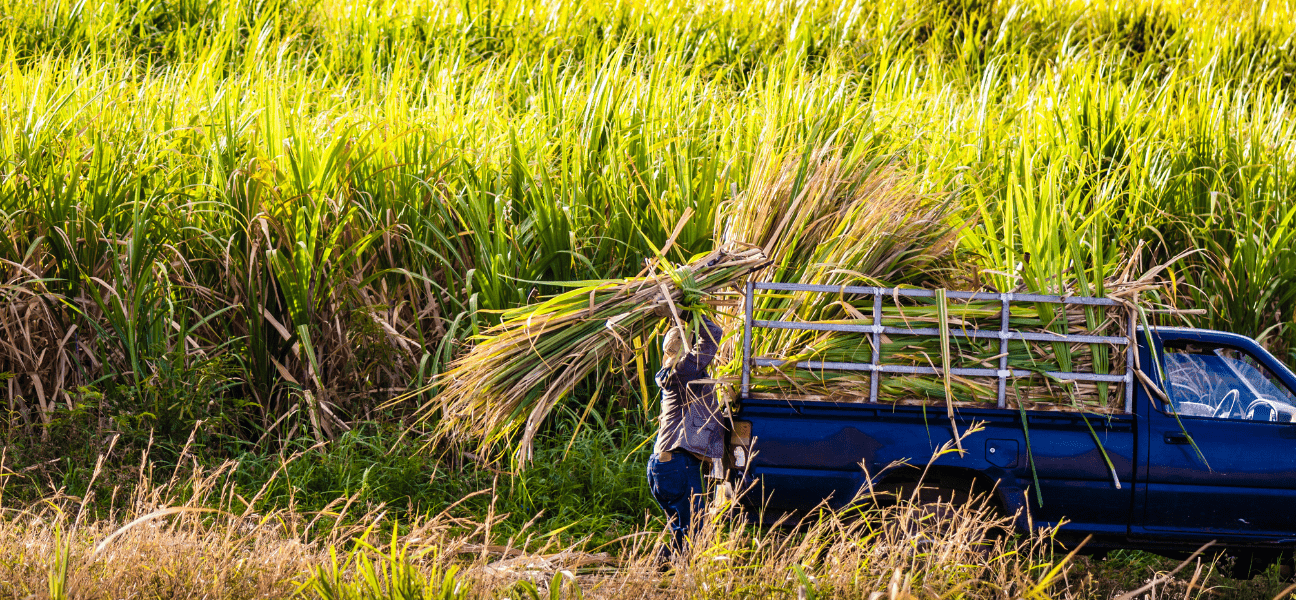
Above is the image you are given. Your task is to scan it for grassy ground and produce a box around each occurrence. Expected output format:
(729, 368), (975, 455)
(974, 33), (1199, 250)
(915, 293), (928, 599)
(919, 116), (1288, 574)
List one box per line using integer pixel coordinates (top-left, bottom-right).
(3, 414), (655, 551)
(4, 422), (1296, 599)
(4, 0), (1296, 596)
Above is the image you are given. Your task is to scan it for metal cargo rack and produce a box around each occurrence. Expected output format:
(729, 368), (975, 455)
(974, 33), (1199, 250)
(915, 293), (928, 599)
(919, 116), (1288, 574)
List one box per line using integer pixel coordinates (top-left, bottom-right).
(740, 282), (1137, 413)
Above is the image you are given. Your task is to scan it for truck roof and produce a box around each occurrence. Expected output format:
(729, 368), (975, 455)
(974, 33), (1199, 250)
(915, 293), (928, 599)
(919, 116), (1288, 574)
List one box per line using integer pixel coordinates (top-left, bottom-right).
(1137, 326), (1263, 346)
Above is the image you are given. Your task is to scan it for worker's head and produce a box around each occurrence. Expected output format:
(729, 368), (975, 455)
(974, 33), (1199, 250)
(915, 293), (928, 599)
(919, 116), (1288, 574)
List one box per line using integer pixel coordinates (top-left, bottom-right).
(661, 326), (686, 370)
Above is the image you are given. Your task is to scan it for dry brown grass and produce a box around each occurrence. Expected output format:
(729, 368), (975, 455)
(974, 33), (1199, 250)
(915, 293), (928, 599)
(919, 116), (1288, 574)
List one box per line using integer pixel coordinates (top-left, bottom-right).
(0, 437), (1107, 600)
(0, 487), (1062, 599)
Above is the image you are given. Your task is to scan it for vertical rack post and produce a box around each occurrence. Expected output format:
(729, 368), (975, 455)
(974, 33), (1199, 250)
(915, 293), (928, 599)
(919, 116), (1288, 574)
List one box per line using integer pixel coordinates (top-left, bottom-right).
(1125, 306), (1136, 413)
(742, 281), (753, 399)
(870, 292), (883, 404)
(998, 294), (1011, 409)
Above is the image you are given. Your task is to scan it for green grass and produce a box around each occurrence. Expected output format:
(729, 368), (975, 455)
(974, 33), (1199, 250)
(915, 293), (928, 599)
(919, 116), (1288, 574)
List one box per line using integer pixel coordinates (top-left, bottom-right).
(2, 411), (657, 553)
(226, 415), (657, 549)
(3, 0), (1296, 445)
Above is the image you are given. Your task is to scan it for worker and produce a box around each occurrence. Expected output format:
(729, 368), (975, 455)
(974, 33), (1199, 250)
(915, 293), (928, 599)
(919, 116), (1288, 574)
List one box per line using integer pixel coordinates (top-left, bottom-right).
(646, 313), (726, 565)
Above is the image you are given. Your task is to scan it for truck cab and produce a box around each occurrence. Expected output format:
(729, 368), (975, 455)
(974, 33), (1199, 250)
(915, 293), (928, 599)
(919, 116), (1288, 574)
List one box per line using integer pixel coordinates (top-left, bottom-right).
(1134, 327), (1296, 544)
(726, 283), (1296, 576)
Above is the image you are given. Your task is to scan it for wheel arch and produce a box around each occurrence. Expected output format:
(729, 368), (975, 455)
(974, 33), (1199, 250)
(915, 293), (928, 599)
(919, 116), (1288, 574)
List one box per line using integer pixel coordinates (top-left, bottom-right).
(871, 465), (1021, 517)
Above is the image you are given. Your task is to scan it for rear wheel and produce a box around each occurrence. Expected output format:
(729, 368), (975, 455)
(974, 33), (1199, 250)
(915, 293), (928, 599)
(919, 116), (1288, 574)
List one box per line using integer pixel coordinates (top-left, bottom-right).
(1223, 550), (1280, 580)
(887, 486), (1009, 554)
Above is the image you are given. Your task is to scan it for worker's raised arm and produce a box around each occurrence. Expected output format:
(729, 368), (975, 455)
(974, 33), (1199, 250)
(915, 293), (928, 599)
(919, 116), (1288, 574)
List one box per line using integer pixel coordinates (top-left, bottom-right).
(673, 317), (722, 378)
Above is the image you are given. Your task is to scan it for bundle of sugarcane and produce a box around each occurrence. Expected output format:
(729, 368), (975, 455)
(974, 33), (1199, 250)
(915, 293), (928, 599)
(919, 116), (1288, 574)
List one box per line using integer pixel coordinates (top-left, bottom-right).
(425, 245), (765, 460)
(737, 239), (1186, 412)
(742, 283), (1141, 412)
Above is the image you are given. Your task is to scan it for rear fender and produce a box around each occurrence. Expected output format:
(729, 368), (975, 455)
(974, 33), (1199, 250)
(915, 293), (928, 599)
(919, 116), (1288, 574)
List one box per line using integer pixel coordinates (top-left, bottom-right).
(873, 466), (1028, 526)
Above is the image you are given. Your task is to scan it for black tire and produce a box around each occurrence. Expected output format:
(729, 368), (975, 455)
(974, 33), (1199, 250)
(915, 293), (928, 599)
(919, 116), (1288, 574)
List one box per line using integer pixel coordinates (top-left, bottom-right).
(1225, 551), (1279, 580)
(899, 493), (1006, 556)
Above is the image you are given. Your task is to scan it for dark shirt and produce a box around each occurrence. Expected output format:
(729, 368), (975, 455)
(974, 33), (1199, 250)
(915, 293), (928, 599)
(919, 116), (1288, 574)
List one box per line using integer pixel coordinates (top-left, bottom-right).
(652, 318), (726, 460)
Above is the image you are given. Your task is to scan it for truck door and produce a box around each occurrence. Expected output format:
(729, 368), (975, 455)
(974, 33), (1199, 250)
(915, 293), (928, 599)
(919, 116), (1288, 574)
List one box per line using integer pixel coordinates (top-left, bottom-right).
(1139, 331), (1296, 539)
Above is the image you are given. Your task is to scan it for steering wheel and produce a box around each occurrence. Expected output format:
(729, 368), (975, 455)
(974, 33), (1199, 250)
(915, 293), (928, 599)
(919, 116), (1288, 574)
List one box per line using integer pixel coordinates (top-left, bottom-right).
(1212, 389), (1241, 419)
(1245, 397), (1279, 421)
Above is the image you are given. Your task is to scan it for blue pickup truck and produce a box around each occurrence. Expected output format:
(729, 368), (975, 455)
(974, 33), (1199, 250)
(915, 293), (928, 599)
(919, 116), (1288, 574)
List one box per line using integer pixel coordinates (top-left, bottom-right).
(726, 282), (1296, 578)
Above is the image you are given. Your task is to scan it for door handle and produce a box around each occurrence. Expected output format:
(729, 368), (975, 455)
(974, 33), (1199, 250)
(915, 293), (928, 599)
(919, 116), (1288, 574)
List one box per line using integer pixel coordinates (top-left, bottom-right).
(1163, 433), (1190, 445)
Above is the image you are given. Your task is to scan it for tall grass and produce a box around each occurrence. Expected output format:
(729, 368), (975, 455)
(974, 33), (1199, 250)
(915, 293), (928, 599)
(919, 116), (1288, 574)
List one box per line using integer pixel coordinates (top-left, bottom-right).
(1, 0), (1295, 447)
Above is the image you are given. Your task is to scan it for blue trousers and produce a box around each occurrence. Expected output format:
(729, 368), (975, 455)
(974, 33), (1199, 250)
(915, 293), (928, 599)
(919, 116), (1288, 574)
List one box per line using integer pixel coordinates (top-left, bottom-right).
(647, 451), (706, 555)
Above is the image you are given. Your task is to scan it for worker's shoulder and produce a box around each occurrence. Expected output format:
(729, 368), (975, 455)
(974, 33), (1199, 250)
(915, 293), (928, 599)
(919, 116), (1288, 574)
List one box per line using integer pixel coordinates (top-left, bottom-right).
(701, 317), (722, 336)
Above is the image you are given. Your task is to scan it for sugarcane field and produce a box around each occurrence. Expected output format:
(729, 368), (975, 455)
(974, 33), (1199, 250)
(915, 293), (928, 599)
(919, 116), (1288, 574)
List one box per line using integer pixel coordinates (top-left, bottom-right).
(6, 0), (1296, 597)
